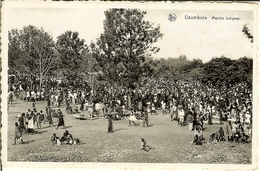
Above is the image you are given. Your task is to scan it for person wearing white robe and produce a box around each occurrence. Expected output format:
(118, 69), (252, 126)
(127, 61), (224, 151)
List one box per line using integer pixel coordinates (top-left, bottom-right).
(28, 116), (34, 134)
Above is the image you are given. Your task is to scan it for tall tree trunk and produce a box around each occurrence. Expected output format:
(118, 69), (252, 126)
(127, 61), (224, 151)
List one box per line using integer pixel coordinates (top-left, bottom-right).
(39, 73), (43, 93)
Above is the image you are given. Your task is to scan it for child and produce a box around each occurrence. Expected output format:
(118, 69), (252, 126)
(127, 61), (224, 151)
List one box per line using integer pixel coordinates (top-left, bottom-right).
(13, 122), (24, 145)
(141, 138), (154, 151)
(51, 133), (59, 145)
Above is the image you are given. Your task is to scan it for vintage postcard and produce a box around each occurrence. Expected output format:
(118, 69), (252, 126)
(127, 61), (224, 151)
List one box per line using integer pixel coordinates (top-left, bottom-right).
(1, 1), (259, 171)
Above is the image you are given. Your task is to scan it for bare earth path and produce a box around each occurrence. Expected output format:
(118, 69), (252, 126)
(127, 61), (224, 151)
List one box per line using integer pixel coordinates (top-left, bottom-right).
(7, 98), (252, 164)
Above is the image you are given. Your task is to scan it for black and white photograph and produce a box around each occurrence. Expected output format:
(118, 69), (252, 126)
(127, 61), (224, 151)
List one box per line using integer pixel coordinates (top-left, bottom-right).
(1, 1), (259, 170)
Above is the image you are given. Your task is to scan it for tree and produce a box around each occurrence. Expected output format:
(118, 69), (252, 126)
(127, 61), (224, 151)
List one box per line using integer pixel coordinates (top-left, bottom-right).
(8, 29), (22, 75)
(91, 9), (163, 88)
(154, 56), (189, 81)
(201, 56), (238, 88)
(56, 31), (87, 79)
(235, 57), (253, 87)
(8, 25), (57, 90)
(242, 24), (253, 43)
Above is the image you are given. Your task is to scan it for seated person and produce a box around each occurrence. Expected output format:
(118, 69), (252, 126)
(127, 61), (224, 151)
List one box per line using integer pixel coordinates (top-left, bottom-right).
(234, 129), (243, 143)
(51, 133), (59, 145)
(228, 134), (234, 142)
(219, 127), (226, 141)
(241, 133), (250, 143)
(191, 134), (203, 145)
(141, 138), (154, 152)
(209, 133), (216, 142)
(60, 130), (73, 144)
(209, 132), (220, 143)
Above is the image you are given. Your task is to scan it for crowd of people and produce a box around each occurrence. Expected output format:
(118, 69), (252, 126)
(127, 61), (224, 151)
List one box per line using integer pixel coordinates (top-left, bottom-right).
(10, 76), (253, 148)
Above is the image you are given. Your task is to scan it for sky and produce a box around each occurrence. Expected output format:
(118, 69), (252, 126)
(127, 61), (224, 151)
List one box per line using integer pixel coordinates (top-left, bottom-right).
(4, 2), (255, 63)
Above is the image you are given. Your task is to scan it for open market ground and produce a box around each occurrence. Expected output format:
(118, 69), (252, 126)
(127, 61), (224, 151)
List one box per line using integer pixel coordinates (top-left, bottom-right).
(7, 98), (252, 164)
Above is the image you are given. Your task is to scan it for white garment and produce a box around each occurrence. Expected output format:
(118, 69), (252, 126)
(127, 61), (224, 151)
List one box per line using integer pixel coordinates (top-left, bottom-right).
(28, 118), (34, 129)
(130, 115), (137, 121)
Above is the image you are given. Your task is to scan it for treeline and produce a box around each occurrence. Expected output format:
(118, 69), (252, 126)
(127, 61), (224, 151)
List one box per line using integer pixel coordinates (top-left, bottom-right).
(8, 9), (253, 90)
(148, 55), (252, 88)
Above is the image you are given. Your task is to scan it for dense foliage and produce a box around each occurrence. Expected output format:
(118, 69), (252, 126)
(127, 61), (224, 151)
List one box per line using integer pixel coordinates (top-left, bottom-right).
(8, 25), (57, 89)
(91, 9), (163, 88)
(56, 31), (88, 78)
(8, 9), (253, 90)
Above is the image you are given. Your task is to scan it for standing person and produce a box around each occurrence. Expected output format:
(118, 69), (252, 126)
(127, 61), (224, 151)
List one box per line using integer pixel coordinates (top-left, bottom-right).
(232, 121), (238, 138)
(32, 101), (36, 109)
(50, 94), (54, 106)
(142, 108), (149, 127)
(8, 91), (14, 105)
(27, 114), (34, 134)
(151, 103), (156, 115)
(129, 108), (137, 126)
(36, 111), (44, 129)
(18, 113), (26, 133)
(80, 98), (85, 111)
(187, 111), (194, 131)
(58, 95), (62, 107)
(13, 122), (24, 145)
(47, 113), (54, 127)
(170, 105), (176, 121)
(207, 110), (213, 125)
(47, 96), (51, 107)
(55, 94), (59, 107)
(178, 108), (185, 126)
(26, 90), (30, 101)
(107, 115), (113, 133)
(56, 112), (65, 130)
(88, 105), (93, 120)
(117, 104), (123, 118)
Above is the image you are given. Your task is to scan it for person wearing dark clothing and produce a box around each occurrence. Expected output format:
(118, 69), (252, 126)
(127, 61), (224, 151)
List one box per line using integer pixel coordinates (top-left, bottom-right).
(117, 104), (123, 118)
(141, 138), (154, 152)
(47, 113), (54, 127)
(18, 113), (26, 132)
(61, 130), (73, 144)
(13, 122), (24, 145)
(191, 134), (202, 145)
(107, 115), (113, 133)
(47, 97), (50, 107)
(208, 111), (213, 125)
(56, 112), (65, 130)
(219, 127), (226, 141)
(80, 98), (85, 111)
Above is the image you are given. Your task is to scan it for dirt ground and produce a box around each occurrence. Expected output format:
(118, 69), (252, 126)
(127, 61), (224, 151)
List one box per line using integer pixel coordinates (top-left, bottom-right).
(7, 98), (252, 164)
